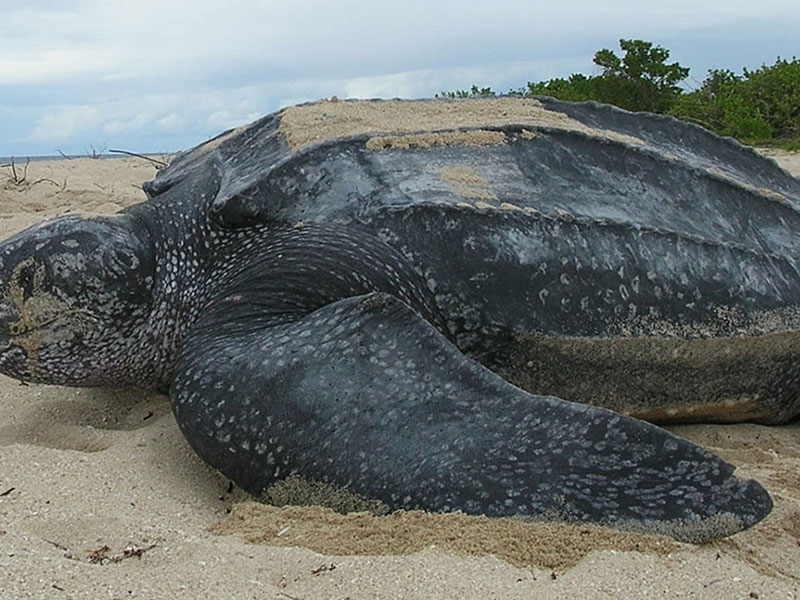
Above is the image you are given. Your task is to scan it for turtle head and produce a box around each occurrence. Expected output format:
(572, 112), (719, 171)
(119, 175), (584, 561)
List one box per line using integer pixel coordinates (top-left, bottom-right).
(0, 214), (155, 385)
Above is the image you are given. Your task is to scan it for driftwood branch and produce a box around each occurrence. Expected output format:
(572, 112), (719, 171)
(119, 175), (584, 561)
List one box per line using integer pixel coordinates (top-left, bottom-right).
(2, 157), (31, 186)
(29, 178), (65, 190)
(108, 149), (168, 168)
(2, 158), (67, 192)
(88, 144), (106, 159)
(12, 157), (30, 184)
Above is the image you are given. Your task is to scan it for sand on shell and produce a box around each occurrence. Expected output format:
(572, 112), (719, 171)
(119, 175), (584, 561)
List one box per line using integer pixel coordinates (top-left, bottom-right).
(0, 147), (799, 599)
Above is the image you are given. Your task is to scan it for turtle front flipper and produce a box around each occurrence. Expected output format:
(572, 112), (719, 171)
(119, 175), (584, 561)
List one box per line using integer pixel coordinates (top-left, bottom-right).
(170, 292), (771, 543)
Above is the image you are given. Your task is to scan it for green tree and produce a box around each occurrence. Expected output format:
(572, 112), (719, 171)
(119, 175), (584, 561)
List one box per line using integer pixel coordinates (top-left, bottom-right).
(436, 42), (800, 146)
(670, 69), (746, 133)
(591, 39), (690, 112)
(517, 39), (690, 112)
(670, 58), (800, 143)
(742, 58), (800, 138)
(520, 74), (596, 102)
(440, 39), (689, 112)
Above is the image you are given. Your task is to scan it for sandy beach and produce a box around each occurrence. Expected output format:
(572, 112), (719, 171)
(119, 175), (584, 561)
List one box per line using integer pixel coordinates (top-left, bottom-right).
(0, 149), (799, 599)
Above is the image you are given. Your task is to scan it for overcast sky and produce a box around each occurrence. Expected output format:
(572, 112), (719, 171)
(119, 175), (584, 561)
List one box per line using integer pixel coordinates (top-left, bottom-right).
(1, 0), (798, 157)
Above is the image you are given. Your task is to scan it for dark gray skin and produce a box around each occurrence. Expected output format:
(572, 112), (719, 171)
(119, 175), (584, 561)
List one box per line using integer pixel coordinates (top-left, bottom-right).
(0, 97), (796, 543)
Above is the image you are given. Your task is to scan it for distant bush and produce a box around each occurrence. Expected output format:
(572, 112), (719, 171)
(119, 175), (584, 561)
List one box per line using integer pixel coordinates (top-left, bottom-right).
(512, 39), (689, 112)
(521, 74), (597, 103)
(670, 58), (800, 144)
(439, 40), (800, 148)
(436, 85), (497, 99)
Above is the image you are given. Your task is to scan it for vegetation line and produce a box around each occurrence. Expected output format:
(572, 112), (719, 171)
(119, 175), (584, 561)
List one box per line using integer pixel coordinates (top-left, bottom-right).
(439, 39), (800, 150)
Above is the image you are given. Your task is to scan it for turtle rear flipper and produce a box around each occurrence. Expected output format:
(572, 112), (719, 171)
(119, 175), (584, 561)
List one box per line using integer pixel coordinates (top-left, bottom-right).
(170, 292), (771, 543)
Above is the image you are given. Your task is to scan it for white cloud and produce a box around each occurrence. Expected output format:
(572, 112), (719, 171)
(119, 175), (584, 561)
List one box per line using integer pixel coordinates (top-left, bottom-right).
(4, 0), (795, 88)
(2, 0), (799, 155)
(155, 113), (185, 132)
(0, 49), (114, 85)
(344, 72), (430, 101)
(206, 110), (238, 131)
(102, 112), (156, 136)
(28, 105), (103, 141)
(101, 71), (141, 83)
(342, 58), (594, 99)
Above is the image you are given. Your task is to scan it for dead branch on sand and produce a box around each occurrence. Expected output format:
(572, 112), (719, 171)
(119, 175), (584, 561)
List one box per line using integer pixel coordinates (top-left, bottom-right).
(2, 158), (67, 192)
(109, 149), (169, 169)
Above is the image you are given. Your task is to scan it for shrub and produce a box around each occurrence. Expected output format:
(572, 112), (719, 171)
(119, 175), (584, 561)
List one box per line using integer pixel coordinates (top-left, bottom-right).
(438, 43), (800, 146)
(436, 85), (496, 99)
(670, 58), (800, 143)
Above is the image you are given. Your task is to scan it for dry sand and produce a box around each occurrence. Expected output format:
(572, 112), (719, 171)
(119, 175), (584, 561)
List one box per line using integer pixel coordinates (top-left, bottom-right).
(0, 149), (799, 599)
(275, 97), (646, 151)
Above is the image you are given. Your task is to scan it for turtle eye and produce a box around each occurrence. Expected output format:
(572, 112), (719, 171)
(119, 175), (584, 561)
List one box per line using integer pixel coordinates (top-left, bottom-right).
(17, 264), (35, 300)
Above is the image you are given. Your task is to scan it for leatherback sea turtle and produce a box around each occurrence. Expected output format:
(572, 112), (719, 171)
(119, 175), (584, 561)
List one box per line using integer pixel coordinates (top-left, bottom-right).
(1, 97), (797, 543)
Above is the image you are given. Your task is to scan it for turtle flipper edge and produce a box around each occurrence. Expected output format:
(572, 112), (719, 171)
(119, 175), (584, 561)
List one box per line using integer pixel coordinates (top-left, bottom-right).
(170, 292), (772, 543)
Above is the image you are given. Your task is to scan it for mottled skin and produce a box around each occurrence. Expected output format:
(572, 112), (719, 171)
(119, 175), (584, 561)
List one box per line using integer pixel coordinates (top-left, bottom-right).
(0, 97), (795, 543)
